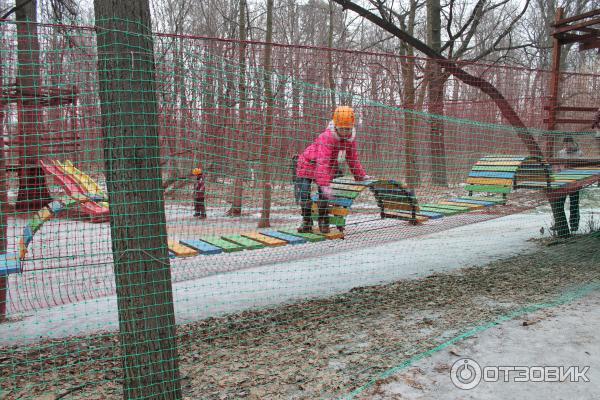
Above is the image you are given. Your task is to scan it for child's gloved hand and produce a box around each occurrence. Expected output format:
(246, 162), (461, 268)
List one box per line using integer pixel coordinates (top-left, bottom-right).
(320, 185), (334, 200)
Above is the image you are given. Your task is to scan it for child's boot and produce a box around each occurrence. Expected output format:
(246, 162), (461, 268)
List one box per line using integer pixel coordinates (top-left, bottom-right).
(317, 200), (330, 234)
(297, 203), (313, 233)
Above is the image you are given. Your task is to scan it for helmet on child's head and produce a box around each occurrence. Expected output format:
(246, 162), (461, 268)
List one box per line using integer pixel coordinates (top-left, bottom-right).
(192, 168), (203, 176)
(333, 106), (355, 128)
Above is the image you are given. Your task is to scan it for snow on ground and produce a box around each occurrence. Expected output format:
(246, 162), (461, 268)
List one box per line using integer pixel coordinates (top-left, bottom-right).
(4, 207), (598, 346)
(365, 290), (600, 400)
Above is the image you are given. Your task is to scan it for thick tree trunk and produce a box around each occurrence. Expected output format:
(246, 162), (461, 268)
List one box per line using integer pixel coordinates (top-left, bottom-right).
(227, 0), (248, 217)
(93, 1), (182, 398)
(327, 0), (336, 109)
(258, 0), (274, 228)
(15, 0), (51, 212)
(426, 0), (447, 186)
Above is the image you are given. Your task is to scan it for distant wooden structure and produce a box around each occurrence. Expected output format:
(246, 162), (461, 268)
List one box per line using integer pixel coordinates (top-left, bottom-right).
(544, 8), (600, 158)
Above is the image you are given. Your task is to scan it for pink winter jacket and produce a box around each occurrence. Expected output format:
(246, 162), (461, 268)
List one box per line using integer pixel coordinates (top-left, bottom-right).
(296, 121), (367, 187)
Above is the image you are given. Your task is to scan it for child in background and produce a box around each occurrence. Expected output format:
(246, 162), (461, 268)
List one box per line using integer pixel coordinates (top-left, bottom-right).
(192, 166), (206, 219)
(295, 106), (371, 233)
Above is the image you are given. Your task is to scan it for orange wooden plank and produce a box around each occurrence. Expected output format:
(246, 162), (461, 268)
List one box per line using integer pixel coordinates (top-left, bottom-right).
(241, 232), (287, 246)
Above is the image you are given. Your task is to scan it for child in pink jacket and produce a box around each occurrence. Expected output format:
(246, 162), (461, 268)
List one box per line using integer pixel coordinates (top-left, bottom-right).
(295, 106), (370, 233)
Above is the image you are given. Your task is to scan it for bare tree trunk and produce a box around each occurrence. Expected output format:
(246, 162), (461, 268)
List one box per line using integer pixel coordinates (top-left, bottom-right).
(258, 0), (274, 228)
(15, 0), (51, 212)
(399, 0), (420, 187)
(93, 1), (182, 398)
(0, 59), (7, 320)
(327, 0), (336, 109)
(426, 0), (447, 186)
(227, 0), (248, 216)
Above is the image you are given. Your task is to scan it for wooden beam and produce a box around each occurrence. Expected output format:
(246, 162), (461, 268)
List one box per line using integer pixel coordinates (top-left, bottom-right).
(543, 105), (598, 112)
(580, 38), (600, 51)
(543, 118), (594, 125)
(552, 17), (600, 36)
(557, 32), (597, 44)
(553, 9), (600, 26)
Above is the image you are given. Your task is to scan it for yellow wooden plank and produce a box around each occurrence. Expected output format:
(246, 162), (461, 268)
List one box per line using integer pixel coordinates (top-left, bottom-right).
(241, 232), (287, 246)
(466, 177), (513, 186)
(383, 212), (429, 223)
(382, 200), (419, 212)
(438, 201), (484, 210)
(475, 161), (522, 166)
(37, 207), (53, 221)
(330, 207), (350, 216)
(167, 240), (198, 257)
(331, 182), (366, 192)
(311, 229), (344, 239)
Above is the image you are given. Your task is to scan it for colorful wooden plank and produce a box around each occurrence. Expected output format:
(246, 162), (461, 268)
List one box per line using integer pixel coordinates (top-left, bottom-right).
(311, 229), (344, 240)
(48, 200), (64, 214)
(468, 171), (515, 179)
(481, 155), (527, 161)
(278, 229), (326, 242)
(331, 182), (366, 192)
(167, 240), (199, 257)
(454, 196), (506, 204)
(198, 236), (244, 253)
(475, 161), (522, 166)
(332, 189), (362, 199)
(438, 201), (484, 210)
(330, 207), (350, 216)
(180, 239), (222, 255)
(558, 169), (600, 174)
(516, 181), (565, 188)
(449, 198), (498, 206)
(416, 211), (445, 219)
(382, 212), (428, 223)
(0, 253), (20, 276)
(552, 174), (592, 180)
(381, 200), (418, 212)
(241, 232), (287, 246)
(221, 235), (265, 250)
(472, 165), (519, 172)
(419, 207), (463, 216)
(27, 213), (44, 233)
(260, 230), (306, 245)
(421, 203), (471, 211)
(311, 194), (353, 208)
(464, 185), (512, 194)
(466, 177), (514, 186)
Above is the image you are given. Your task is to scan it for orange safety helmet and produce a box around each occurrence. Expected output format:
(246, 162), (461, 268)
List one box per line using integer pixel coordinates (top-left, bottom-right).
(333, 106), (355, 128)
(192, 167), (203, 176)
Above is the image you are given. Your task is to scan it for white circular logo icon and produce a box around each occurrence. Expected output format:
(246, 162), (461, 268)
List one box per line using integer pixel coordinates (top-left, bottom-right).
(450, 358), (482, 390)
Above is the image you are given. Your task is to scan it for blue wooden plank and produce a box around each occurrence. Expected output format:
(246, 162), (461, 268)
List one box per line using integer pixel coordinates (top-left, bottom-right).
(0, 253), (21, 276)
(23, 226), (33, 247)
(449, 198), (497, 206)
(468, 171), (515, 179)
(417, 211), (445, 219)
(260, 230), (307, 245)
(310, 194), (353, 208)
(481, 155), (527, 161)
(48, 200), (64, 214)
(558, 170), (600, 175)
(180, 239), (222, 255)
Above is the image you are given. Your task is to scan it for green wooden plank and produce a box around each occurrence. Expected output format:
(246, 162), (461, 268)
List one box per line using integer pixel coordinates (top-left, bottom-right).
(419, 207), (463, 216)
(472, 166), (519, 172)
(464, 185), (512, 194)
(421, 203), (470, 211)
(221, 235), (265, 250)
(198, 236), (245, 252)
(278, 229), (326, 242)
(330, 215), (346, 227)
(332, 189), (362, 199)
(552, 174), (592, 180)
(455, 196), (506, 204)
